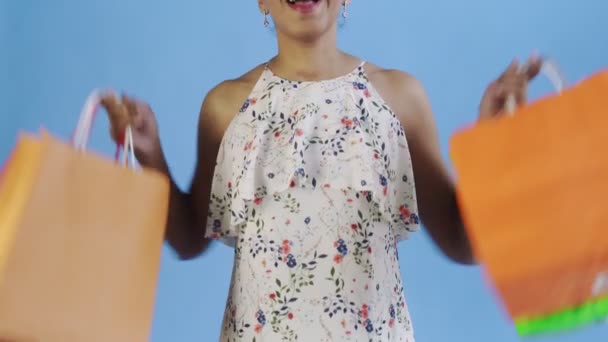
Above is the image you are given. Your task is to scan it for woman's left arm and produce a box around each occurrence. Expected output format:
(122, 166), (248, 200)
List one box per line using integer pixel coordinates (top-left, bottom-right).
(388, 73), (474, 264)
(371, 57), (540, 265)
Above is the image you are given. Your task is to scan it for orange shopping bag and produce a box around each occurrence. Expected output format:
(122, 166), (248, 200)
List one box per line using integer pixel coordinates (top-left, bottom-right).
(450, 60), (608, 336)
(0, 91), (170, 342)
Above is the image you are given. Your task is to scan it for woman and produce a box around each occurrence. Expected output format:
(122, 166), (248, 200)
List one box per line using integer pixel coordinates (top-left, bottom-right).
(102, 1), (540, 340)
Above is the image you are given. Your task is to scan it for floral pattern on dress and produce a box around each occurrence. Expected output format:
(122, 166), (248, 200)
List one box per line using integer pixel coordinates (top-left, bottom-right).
(206, 62), (419, 341)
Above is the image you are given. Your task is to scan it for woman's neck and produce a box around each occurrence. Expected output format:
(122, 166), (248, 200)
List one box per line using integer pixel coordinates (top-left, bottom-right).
(269, 32), (359, 82)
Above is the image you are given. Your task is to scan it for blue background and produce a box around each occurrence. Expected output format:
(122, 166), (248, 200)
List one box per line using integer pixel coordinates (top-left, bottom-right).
(2, 0), (607, 341)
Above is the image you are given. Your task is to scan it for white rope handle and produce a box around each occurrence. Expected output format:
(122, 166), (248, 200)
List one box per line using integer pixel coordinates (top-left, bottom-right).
(72, 89), (137, 169)
(120, 125), (137, 169)
(73, 90), (105, 150)
(504, 57), (567, 114)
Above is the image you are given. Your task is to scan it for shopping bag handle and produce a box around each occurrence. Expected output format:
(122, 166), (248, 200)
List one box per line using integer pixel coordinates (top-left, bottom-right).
(504, 57), (568, 114)
(72, 89), (136, 169)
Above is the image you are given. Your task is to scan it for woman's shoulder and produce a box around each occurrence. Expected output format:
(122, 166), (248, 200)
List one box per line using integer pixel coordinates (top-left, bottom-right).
(361, 60), (426, 106)
(200, 63), (266, 126)
(363, 62), (422, 95)
(206, 63), (266, 105)
(362, 61), (430, 124)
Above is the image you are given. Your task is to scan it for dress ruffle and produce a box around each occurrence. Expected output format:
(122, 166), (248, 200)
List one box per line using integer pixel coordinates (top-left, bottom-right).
(206, 66), (420, 247)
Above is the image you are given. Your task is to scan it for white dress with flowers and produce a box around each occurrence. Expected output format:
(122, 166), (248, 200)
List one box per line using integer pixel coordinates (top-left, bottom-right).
(205, 62), (420, 342)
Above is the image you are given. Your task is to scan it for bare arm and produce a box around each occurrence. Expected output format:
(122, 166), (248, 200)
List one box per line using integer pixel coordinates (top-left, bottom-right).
(157, 98), (217, 260)
(367, 57), (540, 265)
(369, 67), (475, 265)
(158, 80), (250, 259)
(102, 66), (264, 260)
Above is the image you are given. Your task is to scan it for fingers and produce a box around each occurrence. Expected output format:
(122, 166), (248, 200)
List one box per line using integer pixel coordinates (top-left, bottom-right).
(121, 94), (147, 130)
(479, 52), (545, 119)
(100, 93), (130, 141)
(121, 94), (138, 121)
(134, 100), (151, 130)
(100, 93), (126, 120)
(525, 54), (542, 80)
(498, 58), (521, 81)
(478, 81), (505, 120)
(496, 53), (543, 109)
(497, 59), (526, 101)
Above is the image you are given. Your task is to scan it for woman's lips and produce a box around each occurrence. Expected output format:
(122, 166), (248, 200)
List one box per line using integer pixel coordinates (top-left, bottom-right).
(286, 0), (322, 14)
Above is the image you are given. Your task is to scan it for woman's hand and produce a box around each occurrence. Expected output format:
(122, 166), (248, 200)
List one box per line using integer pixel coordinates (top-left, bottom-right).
(101, 93), (166, 170)
(478, 54), (543, 121)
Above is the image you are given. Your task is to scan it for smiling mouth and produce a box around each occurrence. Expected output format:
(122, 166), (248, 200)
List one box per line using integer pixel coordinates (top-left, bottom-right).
(286, 0), (322, 13)
(286, 0), (321, 3)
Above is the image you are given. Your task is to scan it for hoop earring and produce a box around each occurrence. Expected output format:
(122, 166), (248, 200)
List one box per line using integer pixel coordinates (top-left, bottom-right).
(263, 10), (270, 28)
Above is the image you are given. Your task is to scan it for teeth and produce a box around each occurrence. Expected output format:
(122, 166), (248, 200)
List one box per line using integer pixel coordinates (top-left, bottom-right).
(287, 0), (318, 4)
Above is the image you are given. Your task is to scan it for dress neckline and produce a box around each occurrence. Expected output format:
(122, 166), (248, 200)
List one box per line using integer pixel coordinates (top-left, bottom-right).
(264, 61), (366, 84)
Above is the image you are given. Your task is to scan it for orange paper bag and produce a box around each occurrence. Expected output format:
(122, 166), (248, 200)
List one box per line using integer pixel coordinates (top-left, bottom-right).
(0, 91), (170, 342)
(450, 63), (608, 324)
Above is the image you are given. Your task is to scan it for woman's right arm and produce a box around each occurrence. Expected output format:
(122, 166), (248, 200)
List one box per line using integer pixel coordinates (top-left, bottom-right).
(161, 81), (244, 260)
(103, 80), (246, 260)
(157, 102), (216, 260)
